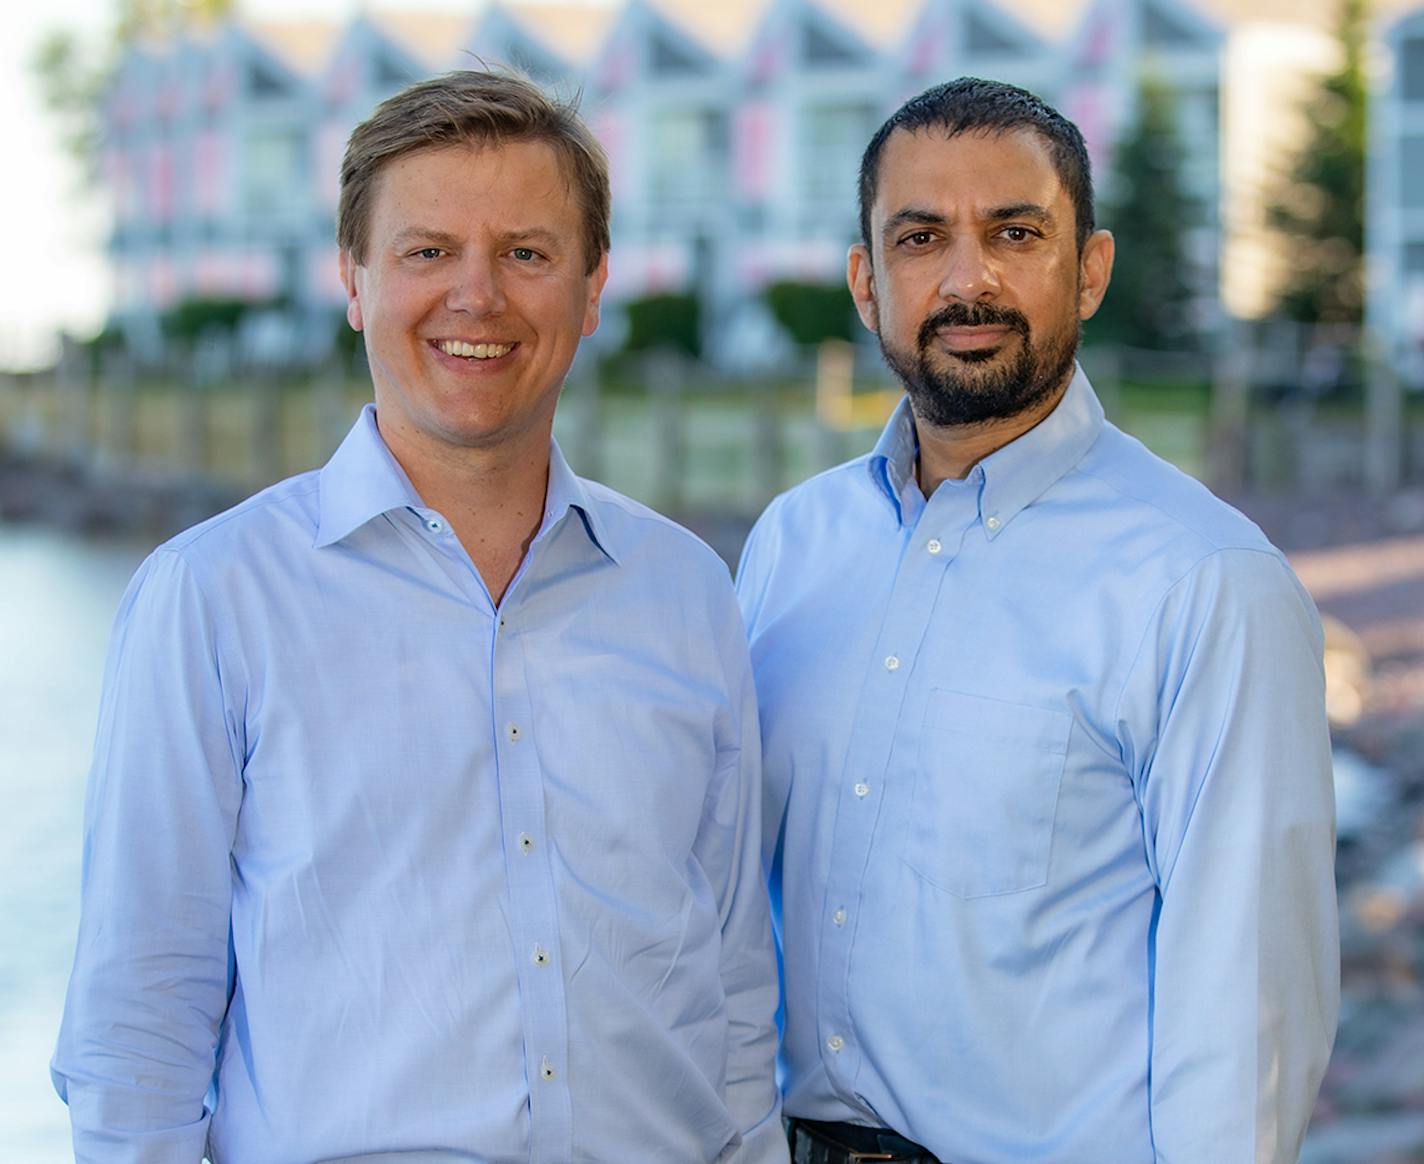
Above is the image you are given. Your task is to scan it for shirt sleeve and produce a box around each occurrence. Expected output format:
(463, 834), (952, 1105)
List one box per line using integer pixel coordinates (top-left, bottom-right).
(700, 586), (788, 1164)
(51, 549), (243, 1164)
(1120, 547), (1339, 1164)
(733, 504), (791, 876)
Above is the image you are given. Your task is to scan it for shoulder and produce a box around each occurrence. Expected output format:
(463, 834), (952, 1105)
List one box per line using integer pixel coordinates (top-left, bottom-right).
(1072, 424), (1284, 573)
(577, 477), (734, 589)
(139, 470), (323, 603)
(157, 470), (321, 562)
(743, 453), (878, 556)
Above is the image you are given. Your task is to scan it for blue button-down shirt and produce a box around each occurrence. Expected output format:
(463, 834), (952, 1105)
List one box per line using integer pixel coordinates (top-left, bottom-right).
(53, 405), (784, 1164)
(736, 370), (1338, 1164)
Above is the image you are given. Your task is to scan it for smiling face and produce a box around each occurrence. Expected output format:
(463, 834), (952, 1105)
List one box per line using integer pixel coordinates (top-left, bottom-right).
(849, 126), (1112, 430)
(340, 140), (607, 470)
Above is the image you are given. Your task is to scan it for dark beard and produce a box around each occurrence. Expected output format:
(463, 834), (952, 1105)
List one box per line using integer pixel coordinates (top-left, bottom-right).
(878, 300), (1079, 428)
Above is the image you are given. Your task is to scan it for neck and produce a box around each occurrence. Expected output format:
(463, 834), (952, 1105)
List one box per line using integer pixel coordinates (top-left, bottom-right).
(914, 378), (1069, 497)
(379, 418), (553, 606)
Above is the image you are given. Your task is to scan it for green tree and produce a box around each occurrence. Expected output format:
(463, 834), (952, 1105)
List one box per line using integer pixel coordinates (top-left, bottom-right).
(1092, 74), (1201, 351)
(1267, 0), (1366, 324)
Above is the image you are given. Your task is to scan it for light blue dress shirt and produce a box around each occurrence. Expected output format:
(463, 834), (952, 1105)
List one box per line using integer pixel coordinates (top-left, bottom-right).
(53, 405), (784, 1164)
(736, 369), (1338, 1164)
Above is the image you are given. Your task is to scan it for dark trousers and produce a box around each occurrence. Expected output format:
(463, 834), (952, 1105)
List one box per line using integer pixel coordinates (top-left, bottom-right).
(786, 1117), (943, 1163)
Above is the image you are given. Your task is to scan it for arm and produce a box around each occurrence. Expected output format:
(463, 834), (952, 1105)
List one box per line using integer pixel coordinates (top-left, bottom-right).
(1125, 549), (1338, 1164)
(51, 550), (243, 1164)
(733, 506), (791, 877)
(699, 590), (787, 1164)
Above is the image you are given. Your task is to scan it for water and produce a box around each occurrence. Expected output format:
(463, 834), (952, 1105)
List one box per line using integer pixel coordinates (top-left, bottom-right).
(0, 524), (145, 1159)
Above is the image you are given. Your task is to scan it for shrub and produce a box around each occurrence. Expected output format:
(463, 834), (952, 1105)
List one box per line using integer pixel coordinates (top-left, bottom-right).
(622, 291), (700, 359)
(762, 280), (857, 346)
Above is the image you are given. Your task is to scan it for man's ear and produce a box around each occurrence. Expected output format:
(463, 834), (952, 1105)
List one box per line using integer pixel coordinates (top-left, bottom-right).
(338, 249), (363, 332)
(1077, 229), (1115, 322)
(582, 251), (610, 338)
(847, 243), (879, 333)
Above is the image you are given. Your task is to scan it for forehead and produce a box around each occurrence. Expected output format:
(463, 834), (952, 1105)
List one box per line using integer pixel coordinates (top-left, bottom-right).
(368, 139), (578, 227)
(870, 126), (1067, 222)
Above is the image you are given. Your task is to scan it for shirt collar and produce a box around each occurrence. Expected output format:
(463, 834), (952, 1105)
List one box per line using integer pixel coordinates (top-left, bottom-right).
(315, 404), (425, 548)
(867, 394), (922, 525)
(543, 435), (619, 564)
(315, 404), (619, 563)
(866, 364), (1105, 533)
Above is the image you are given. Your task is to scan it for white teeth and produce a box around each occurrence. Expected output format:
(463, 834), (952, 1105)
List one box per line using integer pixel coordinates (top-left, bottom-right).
(438, 340), (512, 359)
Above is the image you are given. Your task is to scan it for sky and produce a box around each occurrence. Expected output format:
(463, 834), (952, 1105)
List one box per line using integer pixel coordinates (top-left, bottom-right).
(0, 0), (516, 371)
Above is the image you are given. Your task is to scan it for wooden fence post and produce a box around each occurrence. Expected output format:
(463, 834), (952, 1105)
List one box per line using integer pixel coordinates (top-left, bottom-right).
(1365, 334), (1405, 495)
(1208, 344), (1250, 496)
(564, 351), (603, 481)
(649, 351), (686, 514)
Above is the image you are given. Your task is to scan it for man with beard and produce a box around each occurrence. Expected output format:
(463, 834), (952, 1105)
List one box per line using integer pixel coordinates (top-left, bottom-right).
(736, 78), (1337, 1164)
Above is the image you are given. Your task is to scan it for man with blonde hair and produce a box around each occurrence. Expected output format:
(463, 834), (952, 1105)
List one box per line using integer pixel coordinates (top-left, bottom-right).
(54, 70), (783, 1163)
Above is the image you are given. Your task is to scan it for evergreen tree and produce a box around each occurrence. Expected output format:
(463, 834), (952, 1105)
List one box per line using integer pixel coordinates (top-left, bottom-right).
(1267, 0), (1366, 325)
(1092, 73), (1201, 351)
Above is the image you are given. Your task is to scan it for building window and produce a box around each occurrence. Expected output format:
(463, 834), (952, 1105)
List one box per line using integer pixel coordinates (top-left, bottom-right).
(799, 102), (876, 206)
(1402, 136), (1424, 208)
(245, 128), (305, 217)
(1401, 38), (1424, 103)
(649, 109), (725, 206)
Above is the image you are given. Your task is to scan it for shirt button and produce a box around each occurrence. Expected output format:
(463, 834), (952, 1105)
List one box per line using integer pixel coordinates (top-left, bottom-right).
(540, 1056), (556, 1081)
(425, 518), (443, 533)
(854, 782), (870, 798)
(986, 515), (1002, 531)
(518, 832), (534, 853)
(827, 1035), (845, 1052)
(926, 538), (942, 555)
(832, 908), (847, 926)
(532, 944), (550, 967)
(506, 723), (522, 742)
(884, 655), (900, 671)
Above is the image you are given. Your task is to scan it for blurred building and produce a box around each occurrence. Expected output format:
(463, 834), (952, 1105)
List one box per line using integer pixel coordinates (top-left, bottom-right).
(1372, 5), (1424, 384)
(94, 0), (1412, 366)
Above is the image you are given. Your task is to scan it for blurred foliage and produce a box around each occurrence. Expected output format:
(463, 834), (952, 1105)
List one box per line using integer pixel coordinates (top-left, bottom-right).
(160, 296), (274, 343)
(1266, 0), (1366, 325)
(31, 29), (107, 180)
(116, 0), (237, 41)
(32, 1), (238, 175)
(762, 280), (858, 346)
(1094, 74), (1202, 351)
(622, 292), (701, 359)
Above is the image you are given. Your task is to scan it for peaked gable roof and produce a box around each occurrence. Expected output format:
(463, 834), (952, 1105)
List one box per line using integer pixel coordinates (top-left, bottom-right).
(244, 18), (342, 77)
(643, 0), (768, 56)
(503, 2), (618, 66)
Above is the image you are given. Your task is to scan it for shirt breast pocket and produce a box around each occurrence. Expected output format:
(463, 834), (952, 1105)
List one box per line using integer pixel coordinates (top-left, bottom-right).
(904, 689), (1071, 899)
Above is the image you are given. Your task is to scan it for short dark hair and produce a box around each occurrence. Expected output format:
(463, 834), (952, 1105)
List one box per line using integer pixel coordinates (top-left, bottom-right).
(858, 77), (1095, 253)
(338, 69), (610, 275)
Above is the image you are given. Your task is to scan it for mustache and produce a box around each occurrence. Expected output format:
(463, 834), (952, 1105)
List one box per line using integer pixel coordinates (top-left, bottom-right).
(917, 302), (1030, 349)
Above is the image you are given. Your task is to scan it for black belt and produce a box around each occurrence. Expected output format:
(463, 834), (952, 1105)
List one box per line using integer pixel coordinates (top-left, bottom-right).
(789, 1117), (942, 1163)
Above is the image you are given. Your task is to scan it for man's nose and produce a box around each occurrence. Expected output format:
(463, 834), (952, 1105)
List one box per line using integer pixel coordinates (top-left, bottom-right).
(937, 238), (1001, 302)
(444, 253), (506, 315)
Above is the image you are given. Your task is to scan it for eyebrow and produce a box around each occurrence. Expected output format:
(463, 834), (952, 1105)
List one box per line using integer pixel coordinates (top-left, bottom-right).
(390, 227), (462, 251)
(389, 226), (568, 250)
(982, 202), (1055, 226)
(880, 201), (1057, 239)
(881, 207), (946, 238)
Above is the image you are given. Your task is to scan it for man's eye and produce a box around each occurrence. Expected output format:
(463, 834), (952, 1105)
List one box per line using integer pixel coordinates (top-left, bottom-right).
(414, 247), (444, 260)
(901, 231), (934, 248)
(512, 247), (539, 261)
(1000, 226), (1034, 242)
